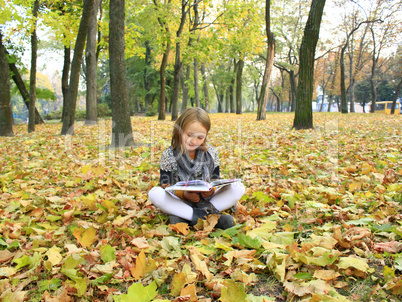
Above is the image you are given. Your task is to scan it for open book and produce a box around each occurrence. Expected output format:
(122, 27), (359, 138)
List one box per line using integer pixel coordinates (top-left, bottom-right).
(165, 179), (241, 192)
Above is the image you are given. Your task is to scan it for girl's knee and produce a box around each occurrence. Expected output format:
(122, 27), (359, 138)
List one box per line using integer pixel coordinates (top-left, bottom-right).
(148, 187), (165, 204)
(230, 182), (245, 197)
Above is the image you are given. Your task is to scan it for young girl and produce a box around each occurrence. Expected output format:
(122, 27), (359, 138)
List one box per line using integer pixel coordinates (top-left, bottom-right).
(148, 107), (245, 229)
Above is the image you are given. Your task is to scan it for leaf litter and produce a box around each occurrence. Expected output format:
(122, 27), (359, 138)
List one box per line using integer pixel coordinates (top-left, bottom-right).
(0, 113), (401, 301)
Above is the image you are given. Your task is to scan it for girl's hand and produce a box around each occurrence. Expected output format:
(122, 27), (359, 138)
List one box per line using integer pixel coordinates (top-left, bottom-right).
(184, 191), (200, 203)
(201, 188), (215, 198)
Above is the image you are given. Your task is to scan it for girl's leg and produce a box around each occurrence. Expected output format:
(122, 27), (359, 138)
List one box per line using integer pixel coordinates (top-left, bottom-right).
(209, 183), (245, 212)
(148, 187), (194, 221)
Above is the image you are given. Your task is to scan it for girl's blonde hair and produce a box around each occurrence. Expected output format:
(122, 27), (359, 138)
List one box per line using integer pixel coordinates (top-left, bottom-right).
(171, 107), (211, 153)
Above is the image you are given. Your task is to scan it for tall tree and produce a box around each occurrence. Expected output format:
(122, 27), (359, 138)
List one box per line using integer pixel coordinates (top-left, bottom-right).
(85, 0), (100, 125)
(109, 0), (135, 147)
(0, 33), (14, 137)
(256, 0), (275, 120)
(28, 0), (39, 133)
(171, 0), (189, 121)
(61, 0), (94, 135)
(339, 15), (374, 114)
(201, 63), (210, 112)
(153, 0), (172, 121)
(368, 1), (401, 113)
(293, 0), (326, 130)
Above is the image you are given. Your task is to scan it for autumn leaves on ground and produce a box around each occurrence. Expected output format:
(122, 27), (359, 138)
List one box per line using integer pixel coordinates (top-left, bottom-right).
(0, 113), (401, 302)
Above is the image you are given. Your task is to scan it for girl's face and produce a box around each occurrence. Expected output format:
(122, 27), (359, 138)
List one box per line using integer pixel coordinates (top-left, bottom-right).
(182, 121), (208, 154)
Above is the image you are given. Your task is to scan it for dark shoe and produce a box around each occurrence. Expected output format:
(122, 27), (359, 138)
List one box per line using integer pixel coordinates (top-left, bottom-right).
(215, 214), (235, 230)
(195, 199), (220, 214)
(191, 207), (212, 226)
(170, 215), (189, 225)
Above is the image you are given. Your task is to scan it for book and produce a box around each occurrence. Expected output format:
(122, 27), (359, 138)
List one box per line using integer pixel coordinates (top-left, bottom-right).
(165, 179), (241, 192)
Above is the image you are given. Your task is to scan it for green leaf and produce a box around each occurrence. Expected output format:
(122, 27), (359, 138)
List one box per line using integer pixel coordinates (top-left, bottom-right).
(14, 255), (30, 270)
(90, 273), (113, 286)
(220, 280), (247, 302)
(38, 278), (62, 292)
(270, 232), (296, 245)
(234, 233), (262, 249)
(100, 245), (117, 263)
(294, 272), (313, 280)
(113, 281), (158, 302)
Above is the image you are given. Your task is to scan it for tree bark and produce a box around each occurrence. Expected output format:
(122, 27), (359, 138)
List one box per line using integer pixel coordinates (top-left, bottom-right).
(171, 0), (188, 121)
(230, 60), (235, 113)
(61, 0), (94, 135)
(293, 0), (326, 130)
(85, 0), (100, 125)
(181, 65), (190, 113)
(390, 78), (402, 114)
(28, 0), (39, 133)
(144, 40), (152, 113)
(236, 59), (244, 114)
(201, 63), (210, 112)
(61, 44), (70, 121)
(257, 0), (275, 120)
(154, 0), (172, 121)
(109, 0), (134, 147)
(194, 58), (200, 107)
(0, 33), (14, 137)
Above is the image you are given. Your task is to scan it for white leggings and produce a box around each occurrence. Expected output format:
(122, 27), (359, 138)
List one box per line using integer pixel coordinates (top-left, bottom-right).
(148, 183), (245, 221)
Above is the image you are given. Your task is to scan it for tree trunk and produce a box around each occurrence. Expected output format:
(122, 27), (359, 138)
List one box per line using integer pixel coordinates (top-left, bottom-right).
(369, 26), (378, 114)
(181, 65), (190, 113)
(390, 78), (402, 114)
(171, 0), (188, 120)
(230, 60), (236, 113)
(85, 0), (100, 125)
(61, 0), (94, 135)
(144, 41), (152, 113)
(225, 89), (229, 113)
(28, 0), (39, 133)
(289, 70), (297, 112)
(171, 41), (182, 121)
(61, 44), (70, 122)
(293, 0), (326, 130)
(201, 63), (210, 112)
(158, 44), (170, 120)
(257, 0), (275, 121)
(0, 33), (14, 137)
(340, 45), (349, 113)
(109, 0), (134, 147)
(194, 58), (200, 107)
(7, 56), (44, 124)
(236, 59), (244, 114)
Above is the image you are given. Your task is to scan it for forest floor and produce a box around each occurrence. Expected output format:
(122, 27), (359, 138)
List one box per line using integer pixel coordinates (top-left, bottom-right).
(0, 112), (401, 302)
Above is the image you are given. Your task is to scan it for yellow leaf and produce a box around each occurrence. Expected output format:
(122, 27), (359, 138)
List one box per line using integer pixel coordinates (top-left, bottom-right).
(189, 248), (213, 281)
(180, 283), (198, 302)
(65, 181), (75, 188)
(169, 222), (190, 235)
(73, 227), (97, 248)
(46, 246), (63, 266)
(102, 199), (118, 213)
(81, 165), (91, 175)
(171, 272), (187, 296)
(81, 194), (97, 211)
(337, 257), (369, 272)
(348, 182), (361, 193)
(313, 269), (341, 281)
(130, 251), (157, 281)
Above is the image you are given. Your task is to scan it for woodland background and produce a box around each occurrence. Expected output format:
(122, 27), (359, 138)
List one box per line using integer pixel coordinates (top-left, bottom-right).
(0, 0), (402, 301)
